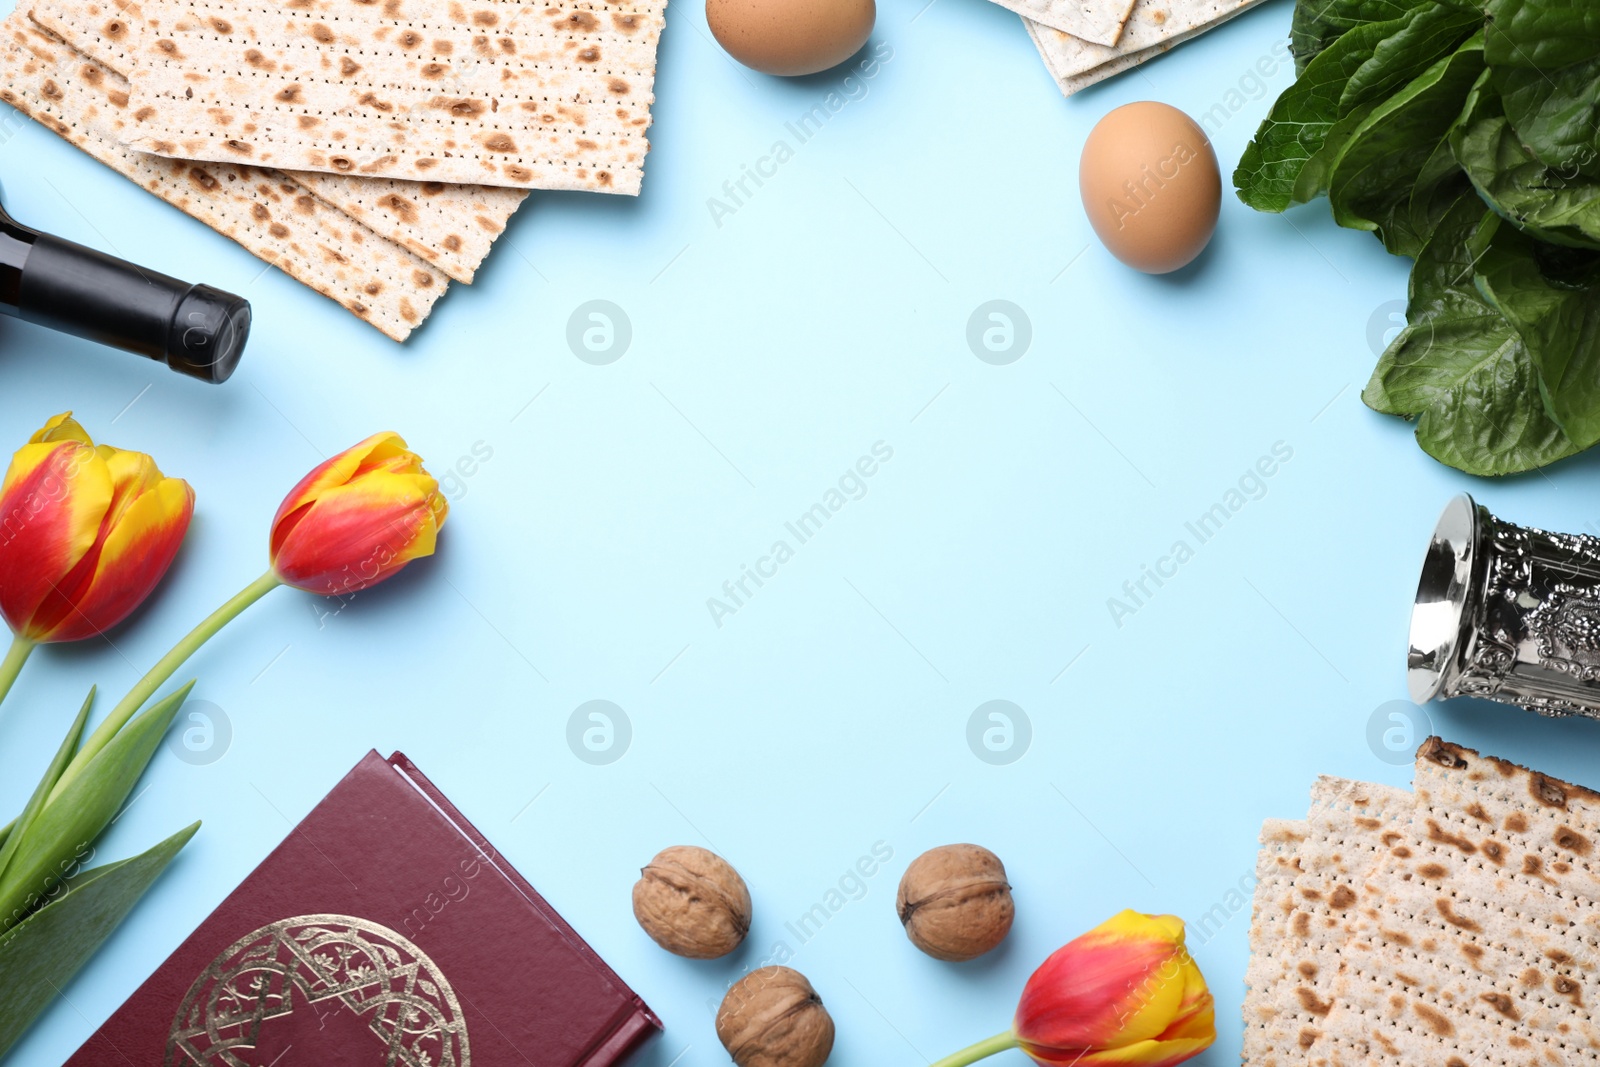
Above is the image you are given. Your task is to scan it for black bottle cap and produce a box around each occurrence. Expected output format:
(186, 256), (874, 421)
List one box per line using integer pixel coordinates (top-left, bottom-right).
(166, 284), (251, 383)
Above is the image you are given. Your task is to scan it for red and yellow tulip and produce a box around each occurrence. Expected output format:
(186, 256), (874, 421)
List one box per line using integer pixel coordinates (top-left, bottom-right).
(269, 431), (448, 596)
(0, 414), (193, 706)
(930, 911), (1215, 1067)
(1, 426), (448, 1055)
(61, 429), (447, 797)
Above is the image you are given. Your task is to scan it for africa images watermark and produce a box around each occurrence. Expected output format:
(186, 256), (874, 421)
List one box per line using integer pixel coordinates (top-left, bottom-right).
(706, 42), (895, 229)
(1196, 38), (1293, 140)
(0, 106), (28, 149)
(706, 441), (895, 629)
(1106, 441), (1294, 629)
(704, 840), (895, 1016)
(1188, 865), (1259, 947)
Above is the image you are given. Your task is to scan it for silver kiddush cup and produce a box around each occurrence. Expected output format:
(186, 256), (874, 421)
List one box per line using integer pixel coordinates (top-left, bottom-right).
(1410, 494), (1600, 718)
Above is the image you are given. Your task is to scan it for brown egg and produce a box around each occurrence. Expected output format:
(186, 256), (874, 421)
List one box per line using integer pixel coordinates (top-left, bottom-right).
(1079, 101), (1220, 274)
(707, 0), (875, 77)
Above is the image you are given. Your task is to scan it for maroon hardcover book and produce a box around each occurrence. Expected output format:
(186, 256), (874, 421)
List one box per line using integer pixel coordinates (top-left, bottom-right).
(65, 751), (660, 1067)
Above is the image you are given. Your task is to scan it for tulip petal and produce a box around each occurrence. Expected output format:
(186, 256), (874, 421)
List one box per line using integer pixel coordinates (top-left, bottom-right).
(269, 431), (446, 597)
(270, 432), (421, 557)
(1155, 959), (1214, 1043)
(30, 413), (91, 447)
(1015, 911), (1193, 1051)
(27, 478), (194, 643)
(0, 440), (113, 637)
(272, 472), (441, 595)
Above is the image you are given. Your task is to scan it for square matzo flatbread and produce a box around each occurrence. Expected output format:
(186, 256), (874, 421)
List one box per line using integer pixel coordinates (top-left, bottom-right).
(1242, 778), (1414, 1066)
(1242, 818), (1307, 1067)
(117, 0), (667, 192)
(1025, 15), (1181, 97)
(1027, 0), (1269, 97)
(0, 13), (451, 340)
(995, 0), (1136, 46)
(28, 0), (528, 283)
(1324, 739), (1600, 1064)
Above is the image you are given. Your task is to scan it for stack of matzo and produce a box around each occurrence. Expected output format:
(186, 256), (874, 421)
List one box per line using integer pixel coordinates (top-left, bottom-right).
(0, 0), (668, 340)
(1018, 0), (1268, 97)
(1245, 738), (1600, 1065)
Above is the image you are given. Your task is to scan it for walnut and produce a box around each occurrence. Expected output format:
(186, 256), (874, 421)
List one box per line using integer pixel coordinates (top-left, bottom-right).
(632, 845), (751, 959)
(896, 844), (1014, 961)
(716, 966), (834, 1067)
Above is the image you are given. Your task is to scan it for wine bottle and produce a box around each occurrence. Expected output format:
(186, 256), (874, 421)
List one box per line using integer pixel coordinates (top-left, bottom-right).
(0, 187), (250, 383)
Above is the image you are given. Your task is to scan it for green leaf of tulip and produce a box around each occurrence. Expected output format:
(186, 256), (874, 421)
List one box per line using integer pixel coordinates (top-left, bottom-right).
(0, 681), (193, 935)
(0, 689), (94, 887)
(0, 821), (198, 1059)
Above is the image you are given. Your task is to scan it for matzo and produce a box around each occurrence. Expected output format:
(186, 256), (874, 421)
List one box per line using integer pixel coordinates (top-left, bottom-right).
(1242, 778), (1414, 1066)
(1242, 818), (1307, 1067)
(117, 0), (667, 192)
(1026, 0), (1270, 97)
(1324, 739), (1600, 1065)
(0, 14), (450, 341)
(993, 0), (1136, 47)
(30, 0), (528, 283)
(1025, 16), (1181, 97)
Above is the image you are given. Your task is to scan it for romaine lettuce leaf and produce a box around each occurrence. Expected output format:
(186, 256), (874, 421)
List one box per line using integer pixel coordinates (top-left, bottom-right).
(1339, 3), (1480, 110)
(1472, 215), (1600, 447)
(1364, 194), (1580, 473)
(1329, 35), (1484, 255)
(1237, 2), (1479, 212)
(1451, 72), (1600, 248)
(1292, 0), (1430, 73)
(1485, 0), (1600, 175)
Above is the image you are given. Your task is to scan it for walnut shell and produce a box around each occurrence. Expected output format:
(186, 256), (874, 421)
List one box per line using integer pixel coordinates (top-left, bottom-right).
(632, 845), (751, 959)
(896, 843), (1014, 961)
(716, 966), (834, 1067)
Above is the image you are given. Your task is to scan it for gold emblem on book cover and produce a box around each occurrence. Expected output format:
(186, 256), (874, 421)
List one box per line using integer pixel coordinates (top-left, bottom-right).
(165, 913), (469, 1066)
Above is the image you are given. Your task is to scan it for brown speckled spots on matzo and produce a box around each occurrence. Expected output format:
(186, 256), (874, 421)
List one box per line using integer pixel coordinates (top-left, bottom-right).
(1248, 741), (1600, 1065)
(0, 14), (453, 340)
(104, 0), (664, 192)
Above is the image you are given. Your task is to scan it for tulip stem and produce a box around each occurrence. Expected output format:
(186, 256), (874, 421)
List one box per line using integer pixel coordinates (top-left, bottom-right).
(926, 1031), (1020, 1067)
(0, 634), (34, 710)
(49, 570), (282, 804)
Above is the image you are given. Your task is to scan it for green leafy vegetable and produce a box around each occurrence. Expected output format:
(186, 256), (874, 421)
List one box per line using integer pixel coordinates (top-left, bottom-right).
(1237, 14), (1415, 211)
(1329, 35), (1484, 254)
(1240, 0), (1600, 474)
(1484, 0), (1600, 174)
(1452, 72), (1600, 248)
(1338, 3), (1480, 111)
(1290, 0), (1434, 73)
(1407, 135), (1474, 248)
(1237, 2), (1479, 212)
(1473, 215), (1600, 444)
(1363, 195), (1579, 472)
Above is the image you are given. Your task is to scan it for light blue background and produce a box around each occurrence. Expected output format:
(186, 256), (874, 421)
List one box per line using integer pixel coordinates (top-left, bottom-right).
(4, 0), (1600, 1063)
